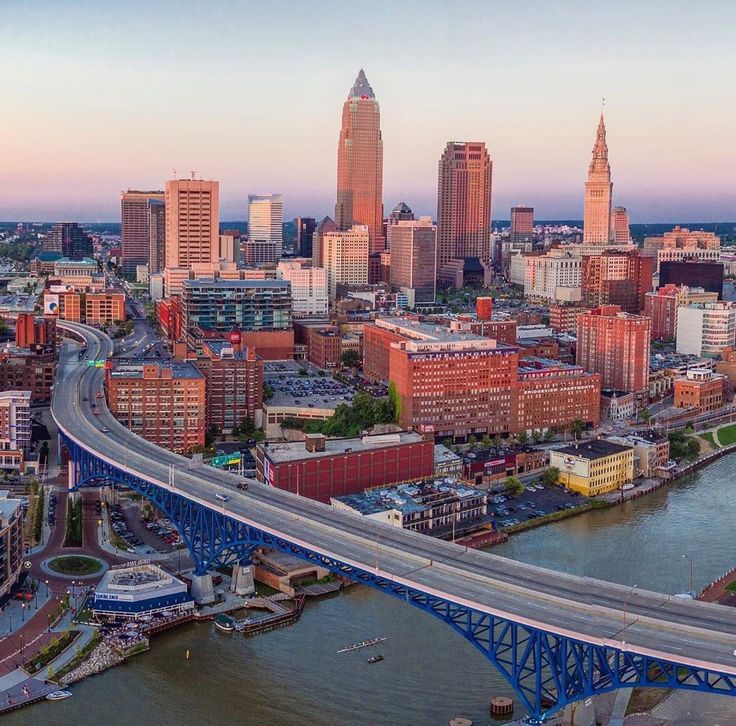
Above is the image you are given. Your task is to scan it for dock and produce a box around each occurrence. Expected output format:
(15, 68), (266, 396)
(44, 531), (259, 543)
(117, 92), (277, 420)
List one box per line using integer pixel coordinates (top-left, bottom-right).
(232, 595), (306, 636)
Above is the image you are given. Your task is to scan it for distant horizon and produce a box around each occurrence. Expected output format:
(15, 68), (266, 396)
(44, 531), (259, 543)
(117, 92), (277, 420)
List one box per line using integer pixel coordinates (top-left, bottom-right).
(2, 2), (734, 222)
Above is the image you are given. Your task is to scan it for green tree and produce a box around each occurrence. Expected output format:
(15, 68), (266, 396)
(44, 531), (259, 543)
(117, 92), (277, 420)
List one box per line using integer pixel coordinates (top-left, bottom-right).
(517, 430), (529, 445)
(543, 428), (554, 442)
(441, 437), (453, 449)
(387, 381), (401, 423)
(531, 429), (542, 444)
(541, 466), (560, 487)
(571, 419), (584, 439)
(686, 437), (701, 460)
(503, 476), (524, 497)
(480, 435), (492, 450)
(262, 383), (274, 402)
(341, 349), (361, 368)
(640, 408), (652, 424)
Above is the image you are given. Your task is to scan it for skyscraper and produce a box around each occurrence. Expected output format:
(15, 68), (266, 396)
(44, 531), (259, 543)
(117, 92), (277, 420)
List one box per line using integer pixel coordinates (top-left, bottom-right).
(245, 194), (283, 265)
(294, 217), (316, 258)
(312, 215), (337, 268)
(323, 225), (369, 298)
(386, 201), (414, 251)
(611, 206), (630, 243)
(44, 222), (93, 259)
(121, 190), (165, 275)
(436, 142), (493, 283)
(510, 205), (534, 244)
(335, 69), (384, 254)
(583, 114), (613, 245)
(148, 199), (166, 274)
(164, 179), (220, 270)
(389, 217), (437, 305)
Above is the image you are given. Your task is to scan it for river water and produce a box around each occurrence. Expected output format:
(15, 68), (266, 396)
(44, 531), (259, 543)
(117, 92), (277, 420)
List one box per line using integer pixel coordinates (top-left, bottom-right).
(11, 457), (736, 726)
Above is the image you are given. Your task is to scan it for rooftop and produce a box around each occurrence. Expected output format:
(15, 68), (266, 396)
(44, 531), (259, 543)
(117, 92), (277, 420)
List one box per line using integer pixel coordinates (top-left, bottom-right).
(110, 359), (204, 380)
(0, 490), (22, 523)
(553, 439), (632, 461)
(375, 316), (500, 345)
(183, 278), (290, 290)
(262, 431), (425, 464)
(333, 478), (485, 516)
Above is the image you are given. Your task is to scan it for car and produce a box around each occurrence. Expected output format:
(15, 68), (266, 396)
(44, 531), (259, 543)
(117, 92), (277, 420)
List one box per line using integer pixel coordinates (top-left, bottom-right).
(215, 492), (230, 502)
(96, 392), (103, 399)
(237, 481), (249, 491)
(93, 410), (100, 416)
(101, 427), (109, 433)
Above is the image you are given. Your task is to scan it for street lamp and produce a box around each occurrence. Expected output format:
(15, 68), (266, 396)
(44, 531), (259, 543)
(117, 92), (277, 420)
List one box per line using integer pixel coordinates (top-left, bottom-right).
(21, 603), (25, 622)
(45, 579), (49, 597)
(682, 554), (694, 593)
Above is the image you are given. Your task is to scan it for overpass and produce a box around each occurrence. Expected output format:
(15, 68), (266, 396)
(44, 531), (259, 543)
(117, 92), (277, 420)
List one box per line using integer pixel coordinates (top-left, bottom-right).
(53, 321), (736, 722)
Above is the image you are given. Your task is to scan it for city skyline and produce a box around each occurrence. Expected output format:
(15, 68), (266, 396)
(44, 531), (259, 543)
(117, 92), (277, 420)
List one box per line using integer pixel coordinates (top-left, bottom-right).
(2, 1), (735, 222)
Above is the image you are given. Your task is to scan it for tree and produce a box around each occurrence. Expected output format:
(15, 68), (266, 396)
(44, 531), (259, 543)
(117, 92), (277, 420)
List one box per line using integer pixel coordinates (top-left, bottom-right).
(543, 428), (554, 442)
(517, 431), (529, 445)
(541, 466), (560, 487)
(686, 437), (701, 460)
(480, 435), (492, 450)
(441, 437), (453, 449)
(640, 408), (652, 424)
(262, 383), (274, 402)
(531, 429), (542, 444)
(504, 476), (524, 497)
(341, 349), (361, 368)
(492, 435), (502, 449)
(571, 419), (584, 439)
(387, 381), (401, 423)
(467, 435), (477, 449)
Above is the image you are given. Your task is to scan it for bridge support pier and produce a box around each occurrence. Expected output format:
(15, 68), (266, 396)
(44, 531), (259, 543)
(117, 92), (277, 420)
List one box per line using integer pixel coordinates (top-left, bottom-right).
(190, 573), (216, 605)
(230, 563), (255, 596)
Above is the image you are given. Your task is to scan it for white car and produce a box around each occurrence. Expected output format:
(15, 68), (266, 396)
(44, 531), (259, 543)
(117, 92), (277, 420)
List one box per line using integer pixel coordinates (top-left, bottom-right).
(215, 492), (230, 503)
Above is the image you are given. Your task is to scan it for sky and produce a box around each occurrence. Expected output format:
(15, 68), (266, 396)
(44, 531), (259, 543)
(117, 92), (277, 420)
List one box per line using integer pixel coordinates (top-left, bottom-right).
(1, 0), (734, 223)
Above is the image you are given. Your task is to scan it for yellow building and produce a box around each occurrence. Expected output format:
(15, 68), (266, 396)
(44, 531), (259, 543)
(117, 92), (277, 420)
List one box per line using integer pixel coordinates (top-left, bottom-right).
(550, 440), (633, 497)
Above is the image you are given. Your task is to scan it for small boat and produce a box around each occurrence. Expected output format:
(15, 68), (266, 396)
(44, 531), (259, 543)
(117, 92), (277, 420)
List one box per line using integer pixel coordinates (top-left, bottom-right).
(214, 614), (235, 632)
(337, 636), (388, 653)
(46, 690), (73, 701)
(367, 654), (384, 664)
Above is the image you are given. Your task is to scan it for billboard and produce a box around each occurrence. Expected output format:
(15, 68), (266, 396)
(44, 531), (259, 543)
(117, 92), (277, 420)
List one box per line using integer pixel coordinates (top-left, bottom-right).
(44, 293), (60, 315)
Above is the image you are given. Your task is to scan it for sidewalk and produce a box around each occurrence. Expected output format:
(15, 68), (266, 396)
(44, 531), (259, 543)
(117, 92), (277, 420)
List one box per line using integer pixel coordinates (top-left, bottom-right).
(0, 587), (51, 638)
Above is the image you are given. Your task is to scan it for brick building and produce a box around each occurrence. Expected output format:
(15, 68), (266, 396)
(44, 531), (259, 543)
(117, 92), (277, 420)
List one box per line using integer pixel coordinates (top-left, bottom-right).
(644, 284), (719, 341)
(576, 306), (651, 394)
(14, 313), (57, 350)
(581, 250), (653, 314)
(193, 334), (263, 434)
(0, 349), (56, 404)
(673, 369), (726, 413)
(106, 360), (206, 454)
(549, 304), (590, 334)
(255, 431), (434, 503)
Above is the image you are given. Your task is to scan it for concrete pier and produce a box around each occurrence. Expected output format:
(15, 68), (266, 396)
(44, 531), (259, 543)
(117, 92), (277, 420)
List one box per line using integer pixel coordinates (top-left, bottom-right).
(230, 564), (255, 596)
(190, 573), (215, 604)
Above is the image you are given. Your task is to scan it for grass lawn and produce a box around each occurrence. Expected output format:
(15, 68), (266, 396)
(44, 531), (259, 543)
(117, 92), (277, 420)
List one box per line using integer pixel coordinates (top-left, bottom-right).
(700, 432), (717, 448)
(716, 423), (736, 446)
(725, 581), (736, 593)
(48, 555), (102, 576)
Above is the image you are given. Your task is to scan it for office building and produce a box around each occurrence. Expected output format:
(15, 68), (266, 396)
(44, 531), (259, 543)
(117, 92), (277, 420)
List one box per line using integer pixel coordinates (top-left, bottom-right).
(323, 225), (369, 298)
(106, 359), (206, 454)
(311, 215), (337, 268)
(644, 226), (721, 272)
(581, 250), (653, 314)
(121, 190), (165, 275)
(247, 194), (283, 264)
(550, 440), (633, 497)
(0, 492), (23, 599)
(294, 217), (316, 258)
(510, 206), (534, 244)
(583, 114), (613, 245)
(14, 314), (56, 350)
(386, 201), (415, 250)
(676, 302), (736, 357)
(576, 305), (651, 393)
(611, 206), (631, 243)
(388, 217), (437, 305)
(673, 368), (726, 413)
(44, 222), (93, 259)
(644, 284), (718, 340)
(148, 198), (166, 274)
(659, 260), (724, 299)
(0, 348), (56, 404)
(335, 69), (384, 253)
(522, 250), (582, 302)
(436, 142), (493, 283)
(164, 178), (220, 294)
(255, 431), (434, 504)
(0, 390), (31, 471)
(276, 259), (328, 316)
(219, 230), (241, 265)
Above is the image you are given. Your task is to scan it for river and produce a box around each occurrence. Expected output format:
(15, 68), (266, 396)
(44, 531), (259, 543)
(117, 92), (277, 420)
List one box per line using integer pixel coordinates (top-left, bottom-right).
(10, 456), (736, 726)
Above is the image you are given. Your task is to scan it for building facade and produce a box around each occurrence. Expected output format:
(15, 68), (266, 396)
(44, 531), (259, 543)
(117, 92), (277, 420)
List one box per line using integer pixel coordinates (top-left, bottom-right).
(644, 284), (719, 340)
(583, 114), (613, 245)
(522, 250), (582, 302)
(611, 206), (631, 243)
(576, 305), (651, 393)
(551, 441), (633, 497)
(247, 194), (283, 264)
(676, 302), (736, 357)
(581, 250), (653, 314)
(644, 227), (721, 273)
(294, 217), (316, 258)
(121, 190), (165, 275)
(44, 222), (93, 259)
(0, 492), (23, 599)
(323, 225), (369, 298)
(388, 217), (437, 305)
(673, 368), (726, 413)
(659, 260), (724, 299)
(510, 206), (534, 244)
(436, 142), (493, 282)
(0, 391), (31, 471)
(335, 70), (384, 253)
(276, 259), (328, 316)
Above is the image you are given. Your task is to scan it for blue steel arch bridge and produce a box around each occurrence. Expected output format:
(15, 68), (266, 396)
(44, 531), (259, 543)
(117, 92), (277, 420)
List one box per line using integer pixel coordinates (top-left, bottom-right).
(54, 322), (736, 723)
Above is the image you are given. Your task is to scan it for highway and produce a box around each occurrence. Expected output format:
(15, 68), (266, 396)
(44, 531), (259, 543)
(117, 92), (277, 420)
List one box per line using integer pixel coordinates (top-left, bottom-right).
(52, 321), (736, 680)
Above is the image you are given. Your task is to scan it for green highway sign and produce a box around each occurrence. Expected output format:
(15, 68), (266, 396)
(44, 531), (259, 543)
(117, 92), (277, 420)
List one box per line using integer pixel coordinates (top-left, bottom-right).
(210, 453), (242, 468)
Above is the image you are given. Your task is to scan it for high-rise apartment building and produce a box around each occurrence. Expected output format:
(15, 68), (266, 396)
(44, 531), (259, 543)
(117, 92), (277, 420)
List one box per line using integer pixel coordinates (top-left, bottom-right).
(583, 114), (613, 245)
(576, 305), (651, 393)
(121, 190), (165, 275)
(510, 206), (534, 244)
(247, 194), (283, 264)
(294, 217), (316, 258)
(388, 217), (437, 305)
(335, 70), (384, 253)
(44, 222), (93, 259)
(436, 142), (493, 282)
(164, 179), (220, 294)
(581, 250), (653, 314)
(148, 199), (166, 274)
(323, 225), (369, 298)
(611, 206), (631, 243)
(276, 259), (328, 316)
(0, 390), (31, 458)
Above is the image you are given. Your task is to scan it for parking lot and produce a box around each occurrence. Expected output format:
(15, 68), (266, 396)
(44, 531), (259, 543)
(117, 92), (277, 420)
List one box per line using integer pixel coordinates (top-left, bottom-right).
(264, 363), (355, 410)
(490, 483), (585, 529)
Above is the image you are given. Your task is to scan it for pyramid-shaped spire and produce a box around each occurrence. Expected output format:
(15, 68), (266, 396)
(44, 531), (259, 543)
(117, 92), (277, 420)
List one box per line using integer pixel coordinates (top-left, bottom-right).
(588, 112), (610, 175)
(349, 69), (375, 99)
